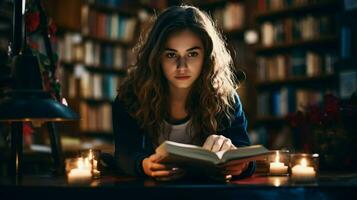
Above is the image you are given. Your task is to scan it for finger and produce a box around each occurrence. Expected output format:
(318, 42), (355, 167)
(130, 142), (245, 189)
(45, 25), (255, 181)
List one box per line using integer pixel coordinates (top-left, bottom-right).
(202, 135), (216, 150)
(223, 169), (242, 176)
(149, 154), (162, 162)
(212, 136), (226, 152)
(220, 139), (231, 151)
(150, 162), (170, 171)
(151, 170), (172, 177)
(155, 170), (185, 181)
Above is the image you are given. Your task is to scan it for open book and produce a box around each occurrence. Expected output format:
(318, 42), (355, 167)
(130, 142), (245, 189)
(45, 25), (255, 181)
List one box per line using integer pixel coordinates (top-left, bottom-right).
(155, 141), (269, 168)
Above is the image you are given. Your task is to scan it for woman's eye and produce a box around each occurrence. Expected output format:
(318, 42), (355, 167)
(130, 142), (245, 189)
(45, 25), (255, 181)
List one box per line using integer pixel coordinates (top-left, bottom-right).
(166, 53), (176, 58)
(188, 52), (198, 57)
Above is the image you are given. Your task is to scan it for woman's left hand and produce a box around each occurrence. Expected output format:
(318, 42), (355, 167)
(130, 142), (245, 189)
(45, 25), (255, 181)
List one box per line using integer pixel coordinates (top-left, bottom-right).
(220, 162), (249, 176)
(202, 134), (236, 152)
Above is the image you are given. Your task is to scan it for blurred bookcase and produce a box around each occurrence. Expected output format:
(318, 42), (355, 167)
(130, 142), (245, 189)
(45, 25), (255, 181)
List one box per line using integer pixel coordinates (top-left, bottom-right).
(252, 0), (342, 149)
(44, 0), (146, 150)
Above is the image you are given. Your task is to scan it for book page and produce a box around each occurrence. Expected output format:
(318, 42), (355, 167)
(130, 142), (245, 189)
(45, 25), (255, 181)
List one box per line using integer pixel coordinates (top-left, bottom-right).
(215, 150), (227, 160)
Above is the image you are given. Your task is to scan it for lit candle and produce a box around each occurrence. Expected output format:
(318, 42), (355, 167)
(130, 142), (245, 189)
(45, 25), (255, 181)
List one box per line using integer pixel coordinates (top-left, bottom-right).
(269, 151), (288, 175)
(67, 157), (92, 184)
(291, 158), (316, 182)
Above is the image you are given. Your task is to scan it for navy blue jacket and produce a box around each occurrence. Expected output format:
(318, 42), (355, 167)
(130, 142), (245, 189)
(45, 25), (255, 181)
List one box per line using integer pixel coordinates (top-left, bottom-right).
(112, 95), (255, 178)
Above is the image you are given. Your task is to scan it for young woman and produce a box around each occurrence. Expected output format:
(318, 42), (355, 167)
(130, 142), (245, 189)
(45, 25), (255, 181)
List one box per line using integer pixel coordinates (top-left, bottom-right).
(112, 5), (254, 181)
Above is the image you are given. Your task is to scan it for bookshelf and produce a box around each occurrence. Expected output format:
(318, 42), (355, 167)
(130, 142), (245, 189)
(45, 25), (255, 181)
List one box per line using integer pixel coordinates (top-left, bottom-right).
(336, 5), (357, 100)
(253, 0), (342, 148)
(0, 0), (12, 86)
(49, 0), (141, 144)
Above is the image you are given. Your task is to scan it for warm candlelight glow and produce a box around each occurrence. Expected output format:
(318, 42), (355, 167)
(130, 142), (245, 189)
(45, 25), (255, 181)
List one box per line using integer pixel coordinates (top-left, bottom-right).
(291, 157), (316, 182)
(275, 151), (280, 163)
(269, 151), (288, 175)
(67, 149), (101, 183)
(300, 158), (307, 167)
(88, 149), (93, 160)
(67, 157), (92, 184)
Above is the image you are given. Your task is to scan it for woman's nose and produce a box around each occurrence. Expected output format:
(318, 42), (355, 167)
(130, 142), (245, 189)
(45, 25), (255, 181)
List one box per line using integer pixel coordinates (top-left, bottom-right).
(176, 57), (188, 69)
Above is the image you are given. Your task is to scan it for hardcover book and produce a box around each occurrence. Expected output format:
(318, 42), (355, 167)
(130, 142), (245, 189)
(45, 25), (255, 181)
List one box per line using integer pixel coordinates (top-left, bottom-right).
(155, 141), (269, 170)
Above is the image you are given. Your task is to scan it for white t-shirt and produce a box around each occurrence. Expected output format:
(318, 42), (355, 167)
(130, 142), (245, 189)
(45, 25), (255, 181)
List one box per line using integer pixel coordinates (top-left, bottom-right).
(158, 119), (194, 144)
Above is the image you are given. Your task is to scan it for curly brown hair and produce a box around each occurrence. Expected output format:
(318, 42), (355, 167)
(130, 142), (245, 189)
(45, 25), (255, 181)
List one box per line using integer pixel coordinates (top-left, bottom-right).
(118, 5), (239, 145)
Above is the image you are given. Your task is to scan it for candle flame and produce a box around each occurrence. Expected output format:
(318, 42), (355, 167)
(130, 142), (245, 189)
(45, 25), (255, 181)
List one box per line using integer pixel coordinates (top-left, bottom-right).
(273, 178), (281, 187)
(300, 158), (308, 167)
(88, 149), (93, 160)
(275, 151), (280, 163)
(77, 157), (84, 169)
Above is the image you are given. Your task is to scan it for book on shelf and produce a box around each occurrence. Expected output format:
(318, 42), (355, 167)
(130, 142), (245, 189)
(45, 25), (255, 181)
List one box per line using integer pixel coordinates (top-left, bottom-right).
(155, 141), (269, 172)
(257, 88), (324, 117)
(260, 15), (334, 47)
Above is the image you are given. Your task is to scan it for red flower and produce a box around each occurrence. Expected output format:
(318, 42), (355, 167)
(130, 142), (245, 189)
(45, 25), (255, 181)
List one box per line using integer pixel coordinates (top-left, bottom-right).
(324, 94), (339, 115)
(308, 105), (322, 125)
(26, 12), (40, 33)
(48, 18), (57, 37)
(42, 71), (51, 91)
(23, 122), (34, 136)
(287, 111), (304, 128)
(28, 40), (39, 50)
(323, 94), (340, 122)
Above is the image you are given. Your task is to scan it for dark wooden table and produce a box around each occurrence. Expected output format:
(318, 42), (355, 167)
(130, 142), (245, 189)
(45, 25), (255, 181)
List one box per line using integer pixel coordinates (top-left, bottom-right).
(0, 172), (356, 200)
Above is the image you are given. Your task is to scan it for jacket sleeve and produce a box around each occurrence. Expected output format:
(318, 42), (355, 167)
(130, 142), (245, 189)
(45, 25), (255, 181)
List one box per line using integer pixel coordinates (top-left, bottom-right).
(220, 95), (256, 178)
(112, 96), (151, 177)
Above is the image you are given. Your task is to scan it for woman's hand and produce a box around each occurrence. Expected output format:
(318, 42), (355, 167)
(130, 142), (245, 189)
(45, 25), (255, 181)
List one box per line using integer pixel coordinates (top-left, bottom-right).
(220, 162), (249, 176)
(203, 134), (236, 152)
(142, 153), (185, 181)
(208, 162), (249, 182)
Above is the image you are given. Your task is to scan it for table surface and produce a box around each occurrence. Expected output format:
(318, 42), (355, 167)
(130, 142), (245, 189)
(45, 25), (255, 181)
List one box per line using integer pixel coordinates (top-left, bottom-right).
(1, 172), (357, 200)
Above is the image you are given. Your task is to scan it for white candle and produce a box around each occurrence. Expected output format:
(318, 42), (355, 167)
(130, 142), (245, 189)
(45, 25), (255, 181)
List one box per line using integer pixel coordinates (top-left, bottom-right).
(269, 151), (288, 175)
(67, 168), (92, 183)
(67, 157), (92, 184)
(291, 158), (316, 182)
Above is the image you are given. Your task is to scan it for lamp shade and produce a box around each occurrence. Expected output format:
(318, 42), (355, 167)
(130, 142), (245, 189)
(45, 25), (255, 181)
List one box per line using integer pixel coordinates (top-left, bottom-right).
(0, 90), (79, 122)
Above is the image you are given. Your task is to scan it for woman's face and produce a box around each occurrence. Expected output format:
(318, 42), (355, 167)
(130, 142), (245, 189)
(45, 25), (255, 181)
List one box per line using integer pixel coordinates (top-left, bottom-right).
(161, 29), (204, 92)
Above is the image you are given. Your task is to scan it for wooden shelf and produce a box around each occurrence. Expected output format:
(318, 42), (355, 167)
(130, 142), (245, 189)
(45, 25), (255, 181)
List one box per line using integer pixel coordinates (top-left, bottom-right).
(80, 131), (114, 142)
(224, 28), (245, 39)
(254, 35), (337, 54)
(255, 0), (339, 20)
(88, 3), (137, 16)
(335, 59), (357, 71)
(61, 61), (128, 76)
(56, 26), (81, 35)
(196, 0), (228, 9)
(82, 35), (134, 47)
(81, 130), (113, 136)
(256, 74), (335, 88)
(81, 98), (113, 104)
(255, 116), (287, 124)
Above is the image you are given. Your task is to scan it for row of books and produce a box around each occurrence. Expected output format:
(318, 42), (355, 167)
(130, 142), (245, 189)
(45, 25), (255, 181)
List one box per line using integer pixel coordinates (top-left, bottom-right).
(257, 51), (337, 82)
(257, 0), (325, 12)
(81, 5), (137, 42)
(257, 88), (326, 117)
(80, 102), (112, 132)
(61, 70), (119, 100)
(213, 2), (245, 31)
(86, 0), (131, 7)
(261, 15), (333, 46)
(57, 33), (133, 68)
(82, 41), (129, 68)
(81, 72), (120, 100)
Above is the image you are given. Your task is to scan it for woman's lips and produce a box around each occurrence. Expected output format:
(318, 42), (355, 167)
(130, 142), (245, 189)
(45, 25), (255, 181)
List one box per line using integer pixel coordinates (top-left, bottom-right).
(175, 76), (190, 80)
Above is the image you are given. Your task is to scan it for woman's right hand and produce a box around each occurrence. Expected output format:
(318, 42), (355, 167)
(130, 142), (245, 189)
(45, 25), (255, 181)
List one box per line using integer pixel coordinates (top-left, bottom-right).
(142, 153), (185, 181)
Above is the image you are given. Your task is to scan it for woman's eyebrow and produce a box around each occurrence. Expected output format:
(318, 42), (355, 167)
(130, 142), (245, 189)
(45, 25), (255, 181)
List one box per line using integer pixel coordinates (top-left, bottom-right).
(164, 46), (202, 52)
(186, 46), (201, 51)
